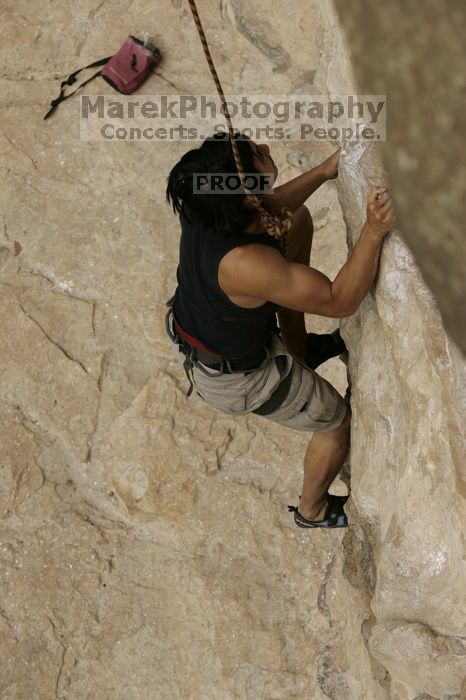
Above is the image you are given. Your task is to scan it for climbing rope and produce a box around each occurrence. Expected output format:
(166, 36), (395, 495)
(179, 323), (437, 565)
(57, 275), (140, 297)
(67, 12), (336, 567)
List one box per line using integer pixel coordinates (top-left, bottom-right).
(186, 0), (294, 256)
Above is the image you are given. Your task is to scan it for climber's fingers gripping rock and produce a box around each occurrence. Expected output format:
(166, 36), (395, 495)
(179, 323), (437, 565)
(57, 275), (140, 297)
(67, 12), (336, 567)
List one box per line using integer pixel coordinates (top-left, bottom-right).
(367, 186), (396, 237)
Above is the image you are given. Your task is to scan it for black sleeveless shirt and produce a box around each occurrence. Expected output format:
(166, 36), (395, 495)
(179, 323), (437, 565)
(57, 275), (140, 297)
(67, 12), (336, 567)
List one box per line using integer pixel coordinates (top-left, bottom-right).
(172, 206), (283, 358)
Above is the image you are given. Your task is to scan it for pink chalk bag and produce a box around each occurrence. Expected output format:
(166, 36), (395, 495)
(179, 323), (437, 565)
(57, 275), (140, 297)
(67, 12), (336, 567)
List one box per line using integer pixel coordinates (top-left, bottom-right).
(43, 35), (162, 120)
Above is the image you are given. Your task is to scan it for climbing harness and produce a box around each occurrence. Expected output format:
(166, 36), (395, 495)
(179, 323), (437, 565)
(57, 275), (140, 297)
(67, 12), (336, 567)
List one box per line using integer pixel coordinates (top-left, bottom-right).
(186, 0), (294, 257)
(165, 296), (273, 397)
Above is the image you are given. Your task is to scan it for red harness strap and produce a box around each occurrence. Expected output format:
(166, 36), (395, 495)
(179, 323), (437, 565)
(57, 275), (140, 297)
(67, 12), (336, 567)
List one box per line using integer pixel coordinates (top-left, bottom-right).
(172, 317), (223, 358)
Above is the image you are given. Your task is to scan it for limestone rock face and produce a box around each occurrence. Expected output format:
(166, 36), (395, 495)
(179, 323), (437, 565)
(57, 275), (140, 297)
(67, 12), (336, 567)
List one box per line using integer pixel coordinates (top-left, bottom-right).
(0, 1), (464, 699)
(318, 4), (466, 697)
(331, 0), (466, 355)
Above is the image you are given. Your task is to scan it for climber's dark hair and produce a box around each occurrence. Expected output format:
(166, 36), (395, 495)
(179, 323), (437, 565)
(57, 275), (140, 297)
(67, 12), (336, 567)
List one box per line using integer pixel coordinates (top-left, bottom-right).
(165, 131), (266, 235)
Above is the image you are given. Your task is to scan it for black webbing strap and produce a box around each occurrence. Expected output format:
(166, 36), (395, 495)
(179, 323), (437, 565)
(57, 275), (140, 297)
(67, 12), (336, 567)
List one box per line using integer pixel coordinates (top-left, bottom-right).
(43, 56), (113, 120)
(165, 296), (196, 397)
(252, 355), (293, 416)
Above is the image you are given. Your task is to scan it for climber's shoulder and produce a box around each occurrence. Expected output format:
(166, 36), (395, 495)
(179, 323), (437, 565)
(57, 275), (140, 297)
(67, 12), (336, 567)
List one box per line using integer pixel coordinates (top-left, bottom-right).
(218, 243), (279, 307)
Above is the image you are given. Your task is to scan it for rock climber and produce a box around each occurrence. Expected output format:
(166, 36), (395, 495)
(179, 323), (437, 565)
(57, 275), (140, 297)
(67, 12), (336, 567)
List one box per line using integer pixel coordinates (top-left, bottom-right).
(164, 132), (394, 529)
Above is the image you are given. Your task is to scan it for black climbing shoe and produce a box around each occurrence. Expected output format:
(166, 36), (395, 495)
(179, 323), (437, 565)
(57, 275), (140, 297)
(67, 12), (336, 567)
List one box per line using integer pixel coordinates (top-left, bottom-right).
(305, 329), (347, 370)
(288, 493), (349, 528)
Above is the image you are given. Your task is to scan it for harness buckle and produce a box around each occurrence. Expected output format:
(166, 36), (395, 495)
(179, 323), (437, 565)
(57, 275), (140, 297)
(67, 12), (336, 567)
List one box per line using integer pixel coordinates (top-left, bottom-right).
(182, 347), (195, 397)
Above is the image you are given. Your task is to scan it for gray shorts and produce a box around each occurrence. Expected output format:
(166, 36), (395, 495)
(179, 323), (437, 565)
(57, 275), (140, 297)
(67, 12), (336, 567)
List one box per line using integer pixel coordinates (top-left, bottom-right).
(169, 329), (349, 433)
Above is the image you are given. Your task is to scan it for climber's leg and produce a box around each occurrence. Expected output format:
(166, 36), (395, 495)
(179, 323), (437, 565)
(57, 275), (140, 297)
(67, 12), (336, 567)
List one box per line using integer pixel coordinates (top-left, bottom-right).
(276, 205), (313, 358)
(298, 405), (351, 521)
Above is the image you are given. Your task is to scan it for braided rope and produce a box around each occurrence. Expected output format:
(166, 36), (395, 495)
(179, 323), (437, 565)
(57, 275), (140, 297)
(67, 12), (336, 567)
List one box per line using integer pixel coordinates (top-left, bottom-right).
(186, 0), (293, 256)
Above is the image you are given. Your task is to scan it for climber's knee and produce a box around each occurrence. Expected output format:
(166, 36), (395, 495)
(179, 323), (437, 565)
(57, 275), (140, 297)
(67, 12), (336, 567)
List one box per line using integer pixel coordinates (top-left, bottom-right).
(293, 204), (314, 238)
(292, 203), (312, 225)
(286, 205), (314, 262)
(326, 404), (351, 438)
(338, 404), (352, 432)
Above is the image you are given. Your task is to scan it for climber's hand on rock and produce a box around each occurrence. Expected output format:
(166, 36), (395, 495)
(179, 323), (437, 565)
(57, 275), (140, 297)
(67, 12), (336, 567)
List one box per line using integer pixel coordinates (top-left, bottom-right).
(366, 186), (395, 237)
(320, 148), (341, 180)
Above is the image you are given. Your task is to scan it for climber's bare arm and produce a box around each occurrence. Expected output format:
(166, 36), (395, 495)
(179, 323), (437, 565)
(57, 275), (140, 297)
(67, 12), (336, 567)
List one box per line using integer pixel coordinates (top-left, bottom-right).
(221, 187), (394, 317)
(222, 246), (353, 317)
(261, 149), (341, 216)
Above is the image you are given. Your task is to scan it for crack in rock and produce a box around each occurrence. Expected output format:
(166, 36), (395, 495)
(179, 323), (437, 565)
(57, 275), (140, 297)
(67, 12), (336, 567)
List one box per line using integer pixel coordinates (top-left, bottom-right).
(18, 300), (89, 375)
(85, 353), (109, 463)
(317, 551), (337, 623)
(18, 264), (101, 304)
(222, 0), (291, 73)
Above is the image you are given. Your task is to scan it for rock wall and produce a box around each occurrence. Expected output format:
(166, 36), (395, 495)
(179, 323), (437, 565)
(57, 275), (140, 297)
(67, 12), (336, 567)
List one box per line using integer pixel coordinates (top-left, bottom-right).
(331, 0), (466, 356)
(318, 3), (466, 698)
(0, 1), (464, 699)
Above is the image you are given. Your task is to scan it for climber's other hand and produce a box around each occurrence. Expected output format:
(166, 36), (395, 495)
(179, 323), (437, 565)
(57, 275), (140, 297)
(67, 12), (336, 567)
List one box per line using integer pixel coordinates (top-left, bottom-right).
(366, 186), (395, 237)
(320, 148), (341, 180)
